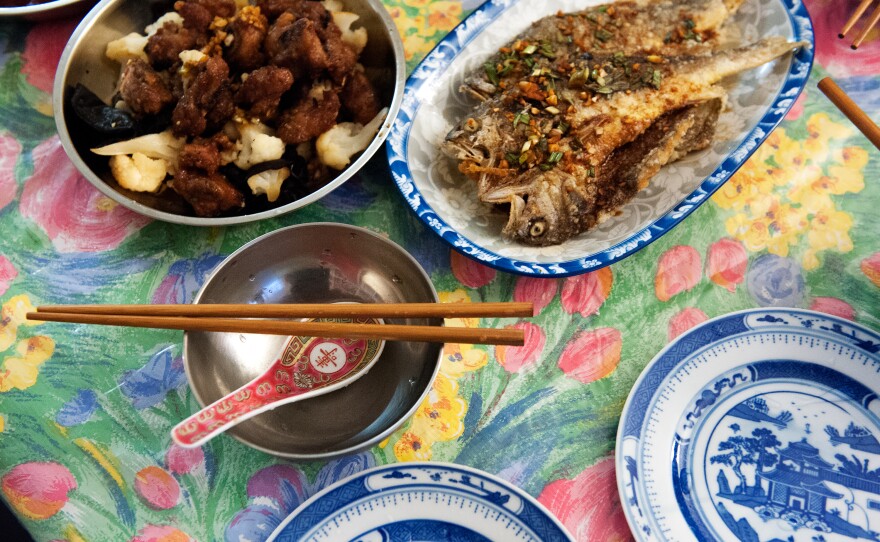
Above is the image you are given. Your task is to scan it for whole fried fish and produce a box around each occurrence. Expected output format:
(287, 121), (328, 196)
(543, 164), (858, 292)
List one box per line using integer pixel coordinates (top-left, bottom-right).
(463, 0), (745, 100)
(442, 37), (806, 246)
(502, 99), (721, 245)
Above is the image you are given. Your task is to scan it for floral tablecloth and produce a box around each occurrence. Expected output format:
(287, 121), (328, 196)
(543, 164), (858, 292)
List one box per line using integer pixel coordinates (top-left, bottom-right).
(0, 0), (877, 541)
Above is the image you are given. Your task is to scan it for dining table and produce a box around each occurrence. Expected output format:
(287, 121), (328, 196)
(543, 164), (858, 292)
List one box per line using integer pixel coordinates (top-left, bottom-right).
(0, 0), (878, 540)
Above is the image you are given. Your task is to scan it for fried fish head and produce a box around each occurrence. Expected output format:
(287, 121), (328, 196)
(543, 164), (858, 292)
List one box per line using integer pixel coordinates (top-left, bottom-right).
(483, 168), (594, 247)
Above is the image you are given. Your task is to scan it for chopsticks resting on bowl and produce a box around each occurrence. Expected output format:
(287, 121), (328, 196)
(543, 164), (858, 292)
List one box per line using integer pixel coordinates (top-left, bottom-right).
(26, 302), (533, 346)
(840, 0), (880, 49)
(817, 77), (880, 151)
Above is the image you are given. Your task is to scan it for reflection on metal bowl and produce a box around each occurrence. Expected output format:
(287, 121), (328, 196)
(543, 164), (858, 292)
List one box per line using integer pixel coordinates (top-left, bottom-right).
(183, 223), (443, 459)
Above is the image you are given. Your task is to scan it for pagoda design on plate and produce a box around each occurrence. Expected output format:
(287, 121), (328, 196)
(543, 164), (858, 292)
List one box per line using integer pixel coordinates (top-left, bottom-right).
(707, 394), (880, 541)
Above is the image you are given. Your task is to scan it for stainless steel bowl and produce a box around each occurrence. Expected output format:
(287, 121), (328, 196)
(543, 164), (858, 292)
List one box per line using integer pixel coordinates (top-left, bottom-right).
(0, 0), (95, 21)
(184, 223), (442, 458)
(53, 0), (405, 226)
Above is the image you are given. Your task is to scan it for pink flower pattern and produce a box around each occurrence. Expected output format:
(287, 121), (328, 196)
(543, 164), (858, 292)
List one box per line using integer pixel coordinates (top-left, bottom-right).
(18, 137), (152, 253)
(130, 524), (193, 542)
(134, 466), (180, 510)
(21, 21), (78, 95)
(558, 327), (622, 384)
(655, 245), (702, 302)
(514, 277), (559, 315)
(706, 238), (747, 293)
(495, 321), (546, 373)
(561, 268), (613, 317)
(1, 462), (77, 520)
(0, 255), (17, 296)
(165, 445), (205, 475)
(538, 457), (632, 541)
(809, 296), (855, 321)
(808, 0), (880, 78)
(450, 250), (496, 288)
(668, 307), (709, 341)
(863, 252), (880, 287)
(0, 133), (21, 212)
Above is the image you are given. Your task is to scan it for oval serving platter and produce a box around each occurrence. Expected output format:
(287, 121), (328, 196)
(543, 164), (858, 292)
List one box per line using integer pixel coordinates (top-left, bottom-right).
(616, 308), (880, 541)
(267, 462), (574, 541)
(386, 0), (814, 277)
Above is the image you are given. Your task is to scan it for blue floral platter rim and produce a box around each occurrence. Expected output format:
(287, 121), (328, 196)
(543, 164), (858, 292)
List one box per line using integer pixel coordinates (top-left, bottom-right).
(385, 0), (815, 277)
(615, 308), (880, 541)
(266, 461), (574, 541)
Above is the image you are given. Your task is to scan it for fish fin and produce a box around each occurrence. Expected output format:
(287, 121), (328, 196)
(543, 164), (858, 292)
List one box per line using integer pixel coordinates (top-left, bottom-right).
(686, 37), (809, 83)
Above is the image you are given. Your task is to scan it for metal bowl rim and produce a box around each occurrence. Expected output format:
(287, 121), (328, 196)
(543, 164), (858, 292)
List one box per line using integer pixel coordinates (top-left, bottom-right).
(52, 0), (407, 226)
(0, 0), (89, 18)
(183, 222), (443, 459)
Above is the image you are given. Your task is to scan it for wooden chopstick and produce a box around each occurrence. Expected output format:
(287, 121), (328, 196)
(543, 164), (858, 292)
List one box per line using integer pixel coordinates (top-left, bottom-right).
(840, 0), (875, 38)
(852, 2), (880, 49)
(25, 312), (525, 346)
(35, 302), (534, 319)
(817, 77), (880, 150)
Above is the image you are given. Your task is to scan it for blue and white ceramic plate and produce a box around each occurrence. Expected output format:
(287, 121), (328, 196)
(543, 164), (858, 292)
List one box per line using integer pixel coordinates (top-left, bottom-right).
(386, 0), (814, 277)
(616, 309), (880, 542)
(266, 462), (574, 541)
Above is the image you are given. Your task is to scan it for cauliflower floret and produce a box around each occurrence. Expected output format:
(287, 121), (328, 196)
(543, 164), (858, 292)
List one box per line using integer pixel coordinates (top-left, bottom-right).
(106, 33), (149, 63)
(179, 49), (207, 66)
(332, 12), (367, 54)
(145, 12), (184, 34)
(234, 122), (286, 169)
(109, 153), (168, 192)
(316, 107), (387, 170)
(322, 0), (343, 12)
(179, 49), (208, 89)
(247, 167), (290, 202)
(105, 13), (184, 64)
(91, 130), (185, 173)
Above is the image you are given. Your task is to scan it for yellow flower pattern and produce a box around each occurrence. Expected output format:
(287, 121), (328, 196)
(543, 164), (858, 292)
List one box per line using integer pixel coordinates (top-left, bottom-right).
(390, 289), (487, 461)
(0, 295), (55, 392)
(712, 116), (866, 270)
(389, 0), (465, 67)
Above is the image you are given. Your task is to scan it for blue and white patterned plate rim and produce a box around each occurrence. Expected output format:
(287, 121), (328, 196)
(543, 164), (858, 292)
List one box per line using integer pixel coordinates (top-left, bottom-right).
(266, 461), (574, 541)
(385, 0), (815, 277)
(614, 308), (880, 541)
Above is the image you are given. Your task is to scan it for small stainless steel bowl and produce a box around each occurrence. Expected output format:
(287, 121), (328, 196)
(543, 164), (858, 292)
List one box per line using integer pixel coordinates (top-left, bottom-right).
(53, 0), (405, 226)
(184, 223), (442, 459)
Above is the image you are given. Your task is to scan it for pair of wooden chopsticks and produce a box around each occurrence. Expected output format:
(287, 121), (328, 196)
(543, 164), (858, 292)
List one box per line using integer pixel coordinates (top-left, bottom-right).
(817, 77), (880, 151)
(26, 302), (533, 346)
(841, 0), (880, 49)
(841, 0), (880, 48)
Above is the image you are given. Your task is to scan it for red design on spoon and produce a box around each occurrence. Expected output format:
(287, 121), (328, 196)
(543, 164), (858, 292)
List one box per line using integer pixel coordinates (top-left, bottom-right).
(172, 316), (385, 448)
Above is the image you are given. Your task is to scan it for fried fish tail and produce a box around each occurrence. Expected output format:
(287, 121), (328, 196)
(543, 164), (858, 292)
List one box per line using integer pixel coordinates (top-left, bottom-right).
(681, 36), (810, 83)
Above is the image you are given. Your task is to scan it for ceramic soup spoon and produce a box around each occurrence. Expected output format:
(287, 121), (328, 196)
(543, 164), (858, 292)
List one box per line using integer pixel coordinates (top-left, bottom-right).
(172, 316), (385, 448)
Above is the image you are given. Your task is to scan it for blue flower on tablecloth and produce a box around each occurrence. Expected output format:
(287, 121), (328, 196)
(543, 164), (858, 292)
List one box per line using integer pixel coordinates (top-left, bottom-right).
(246, 464), (309, 514)
(225, 504), (283, 542)
(747, 253), (805, 307)
(227, 452), (376, 540)
(119, 346), (186, 409)
(839, 76), (880, 111)
(319, 174), (376, 212)
(55, 389), (99, 426)
(151, 253), (226, 305)
(313, 451), (376, 491)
